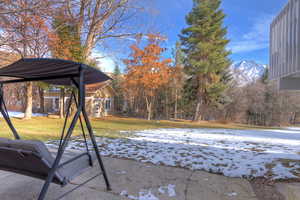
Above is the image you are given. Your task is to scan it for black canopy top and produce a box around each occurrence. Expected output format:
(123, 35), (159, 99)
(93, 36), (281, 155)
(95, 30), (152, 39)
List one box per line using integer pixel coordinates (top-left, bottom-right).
(0, 58), (111, 86)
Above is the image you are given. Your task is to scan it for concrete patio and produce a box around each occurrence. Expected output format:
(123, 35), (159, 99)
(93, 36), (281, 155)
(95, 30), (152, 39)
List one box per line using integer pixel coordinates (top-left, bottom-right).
(0, 156), (259, 200)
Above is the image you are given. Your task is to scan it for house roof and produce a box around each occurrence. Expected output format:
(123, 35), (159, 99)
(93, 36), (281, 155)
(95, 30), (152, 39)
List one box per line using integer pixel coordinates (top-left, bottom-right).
(0, 58), (111, 86)
(86, 80), (116, 95)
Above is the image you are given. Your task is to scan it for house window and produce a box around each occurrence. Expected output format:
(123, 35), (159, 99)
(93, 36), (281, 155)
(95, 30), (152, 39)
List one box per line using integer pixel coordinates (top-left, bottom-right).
(105, 99), (111, 110)
(54, 98), (59, 111)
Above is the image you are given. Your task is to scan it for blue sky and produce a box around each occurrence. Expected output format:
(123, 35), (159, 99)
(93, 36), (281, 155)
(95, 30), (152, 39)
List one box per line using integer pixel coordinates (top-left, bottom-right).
(151, 0), (288, 65)
(98, 0), (288, 72)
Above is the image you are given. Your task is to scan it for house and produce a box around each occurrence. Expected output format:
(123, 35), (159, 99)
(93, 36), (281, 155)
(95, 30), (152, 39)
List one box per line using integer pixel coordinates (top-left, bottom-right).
(0, 53), (115, 117)
(0, 52), (38, 112)
(270, 0), (300, 89)
(43, 80), (115, 117)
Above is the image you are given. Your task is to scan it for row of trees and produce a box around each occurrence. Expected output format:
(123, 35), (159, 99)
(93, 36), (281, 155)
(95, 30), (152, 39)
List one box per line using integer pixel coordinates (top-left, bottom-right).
(222, 79), (300, 126)
(114, 38), (300, 125)
(112, 0), (300, 126)
(113, 0), (232, 121)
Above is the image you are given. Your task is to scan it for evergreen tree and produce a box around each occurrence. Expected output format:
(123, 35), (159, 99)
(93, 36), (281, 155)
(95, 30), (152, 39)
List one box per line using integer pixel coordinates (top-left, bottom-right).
(112, 64), (123, 113)
(180, 0), (231, 121)
(171, 42), (185, 119)
(49, 13), (85, 118)
(50, 13), (84, 62)
(112, 64), (121, 89)
(261, 67), (269, 84)
(174, 41), (184, 67)
(51, 15), (100, 68)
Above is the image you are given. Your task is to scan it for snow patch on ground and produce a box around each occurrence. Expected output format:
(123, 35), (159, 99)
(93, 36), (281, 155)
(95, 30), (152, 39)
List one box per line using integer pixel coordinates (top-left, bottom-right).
(226, 192), (237, 197)
(46, 127), (300, 180)
(158, 184), (176, 197)
(115, 170), (127, 175)
(120, 184), (176, 200)
(138, 190), (159, 200)
(120, 189), (159, 200)
(0, 111), (46, 118)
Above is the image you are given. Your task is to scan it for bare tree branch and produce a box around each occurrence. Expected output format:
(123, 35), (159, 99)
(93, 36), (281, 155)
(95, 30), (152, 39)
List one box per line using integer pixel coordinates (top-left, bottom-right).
(59, 0), (142, 59)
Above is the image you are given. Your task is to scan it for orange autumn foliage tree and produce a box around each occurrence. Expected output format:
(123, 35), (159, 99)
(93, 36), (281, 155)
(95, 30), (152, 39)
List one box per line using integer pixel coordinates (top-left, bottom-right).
(0, 0), (53, 119)
(124, 34), (172, 120)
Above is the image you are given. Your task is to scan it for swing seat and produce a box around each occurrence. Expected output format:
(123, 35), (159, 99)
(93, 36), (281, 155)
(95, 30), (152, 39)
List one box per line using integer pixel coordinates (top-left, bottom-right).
(0, 137), (95, 186)
(0, 58), (111, 199)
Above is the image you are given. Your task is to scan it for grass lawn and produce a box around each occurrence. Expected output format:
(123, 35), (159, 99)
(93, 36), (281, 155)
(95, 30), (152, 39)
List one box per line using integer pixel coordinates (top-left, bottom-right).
(0, 116), (280, 141)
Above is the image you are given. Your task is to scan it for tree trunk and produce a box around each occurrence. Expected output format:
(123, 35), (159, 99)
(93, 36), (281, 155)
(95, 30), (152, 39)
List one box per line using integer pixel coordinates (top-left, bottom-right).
(59, 88), (65, 118)
(145, 97), (152, 120)
(194, 101), (201, 121)
(39, 87), (44, 113)
(194, 94), (203, 121)
(147, 102), (152, 120)
(174, 89), (178, 119)
(165, 92), (169, 119)
(24, 82), (33, 119)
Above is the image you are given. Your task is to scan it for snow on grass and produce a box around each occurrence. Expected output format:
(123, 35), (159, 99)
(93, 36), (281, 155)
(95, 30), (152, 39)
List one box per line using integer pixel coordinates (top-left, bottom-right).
(46, 127), (300, 180)
(0, 111), (46, 118)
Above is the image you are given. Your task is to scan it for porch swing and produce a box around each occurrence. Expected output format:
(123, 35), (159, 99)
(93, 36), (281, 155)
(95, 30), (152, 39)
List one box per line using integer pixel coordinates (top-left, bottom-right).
(0, 58), (111, 200)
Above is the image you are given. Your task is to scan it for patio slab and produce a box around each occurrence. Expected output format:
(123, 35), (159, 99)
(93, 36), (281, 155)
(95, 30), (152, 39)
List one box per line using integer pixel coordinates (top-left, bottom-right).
(276, 182), (300, 200)
(0, 156), (258, 200)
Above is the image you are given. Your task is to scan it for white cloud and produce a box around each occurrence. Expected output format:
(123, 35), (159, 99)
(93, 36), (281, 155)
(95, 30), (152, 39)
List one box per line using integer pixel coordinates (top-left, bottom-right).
(228, 14), (275, 53)
(91, 50), (116, 73)
(229, 40), (269, 53)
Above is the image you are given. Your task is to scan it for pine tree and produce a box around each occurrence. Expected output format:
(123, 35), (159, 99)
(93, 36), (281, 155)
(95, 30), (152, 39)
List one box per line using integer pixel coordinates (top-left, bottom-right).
(50, 13), (84, 63)
(261, 67), (269, 84)
(112, 64), (123, 113)
(174, 42), (184, 67)
(112, 64), (121, 89)
(180, 0), (231, 121)
(172, 42), (185, 119)
(49, 13), (84, 118)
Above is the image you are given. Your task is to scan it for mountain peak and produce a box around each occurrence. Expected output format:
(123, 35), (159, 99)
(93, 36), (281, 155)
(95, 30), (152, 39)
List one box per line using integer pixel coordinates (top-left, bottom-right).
(230, 60), (267, 86)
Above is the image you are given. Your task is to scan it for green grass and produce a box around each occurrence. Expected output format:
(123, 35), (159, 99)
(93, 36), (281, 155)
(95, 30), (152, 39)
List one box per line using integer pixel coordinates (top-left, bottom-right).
(0, 116), (280, 141)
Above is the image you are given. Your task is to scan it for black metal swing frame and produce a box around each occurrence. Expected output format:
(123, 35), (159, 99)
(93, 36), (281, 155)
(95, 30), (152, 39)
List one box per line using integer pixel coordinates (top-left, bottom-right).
(0, 63), (111, 200)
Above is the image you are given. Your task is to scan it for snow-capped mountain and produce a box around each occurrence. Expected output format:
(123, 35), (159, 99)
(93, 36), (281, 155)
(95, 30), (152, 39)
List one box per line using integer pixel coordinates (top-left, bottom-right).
(230, 60), (267, 85)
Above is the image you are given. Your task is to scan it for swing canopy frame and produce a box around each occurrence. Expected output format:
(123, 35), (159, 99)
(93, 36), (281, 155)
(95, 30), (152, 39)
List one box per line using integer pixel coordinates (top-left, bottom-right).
(0, 58), (112, 200)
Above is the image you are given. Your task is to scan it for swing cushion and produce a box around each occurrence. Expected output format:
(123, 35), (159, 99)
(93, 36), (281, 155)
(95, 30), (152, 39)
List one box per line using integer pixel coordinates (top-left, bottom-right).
(0, 138), (94, 185)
